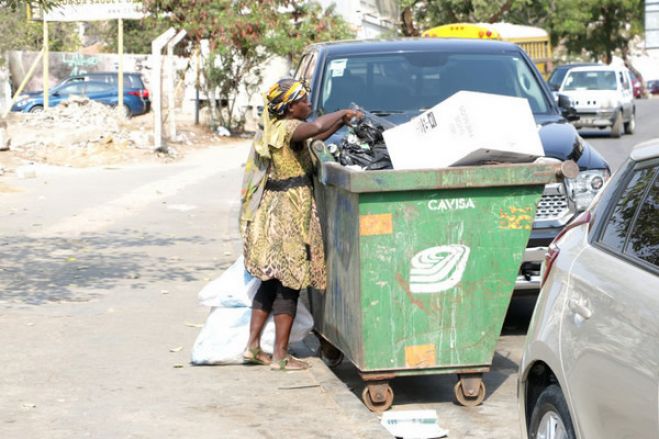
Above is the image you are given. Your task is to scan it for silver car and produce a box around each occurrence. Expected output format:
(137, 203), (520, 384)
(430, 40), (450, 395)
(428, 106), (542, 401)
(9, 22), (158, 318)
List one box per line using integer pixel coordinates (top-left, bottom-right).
(558, 65), (636, 138)
(518, 139), (659, 439)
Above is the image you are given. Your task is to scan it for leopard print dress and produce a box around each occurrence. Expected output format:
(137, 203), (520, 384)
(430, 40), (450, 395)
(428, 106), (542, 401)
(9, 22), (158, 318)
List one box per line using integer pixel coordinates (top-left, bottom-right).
(241, 118), (326, 291)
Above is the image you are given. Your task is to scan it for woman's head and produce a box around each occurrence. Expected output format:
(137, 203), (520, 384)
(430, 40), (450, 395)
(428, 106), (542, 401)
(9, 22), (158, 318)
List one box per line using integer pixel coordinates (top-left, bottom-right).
(266, 79), (310, 119)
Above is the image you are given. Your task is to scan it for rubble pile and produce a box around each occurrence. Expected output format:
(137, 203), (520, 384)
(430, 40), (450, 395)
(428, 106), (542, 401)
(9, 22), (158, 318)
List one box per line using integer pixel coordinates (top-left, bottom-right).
(5, 98), (155, 166)
(328, 114), (393, 171)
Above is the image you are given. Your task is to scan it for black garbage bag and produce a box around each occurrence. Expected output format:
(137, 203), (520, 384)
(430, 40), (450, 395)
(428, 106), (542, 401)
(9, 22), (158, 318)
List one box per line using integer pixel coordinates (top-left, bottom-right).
(331, 107), (394, 170)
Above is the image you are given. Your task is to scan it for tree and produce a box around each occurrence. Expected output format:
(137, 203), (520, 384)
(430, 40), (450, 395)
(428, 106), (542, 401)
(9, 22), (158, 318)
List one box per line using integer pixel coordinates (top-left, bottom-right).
(1, 0), (57, 11)
(401, 0), (645, 64)
(0, 4), (79, 64)
(551, 0), (644, 64)
(144, 0), (354, 131)
(86, 16), (173, 54)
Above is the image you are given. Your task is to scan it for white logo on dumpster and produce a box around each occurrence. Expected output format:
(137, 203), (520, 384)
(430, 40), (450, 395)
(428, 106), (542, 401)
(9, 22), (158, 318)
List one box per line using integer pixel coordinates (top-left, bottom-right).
(409, 245), (470, 293)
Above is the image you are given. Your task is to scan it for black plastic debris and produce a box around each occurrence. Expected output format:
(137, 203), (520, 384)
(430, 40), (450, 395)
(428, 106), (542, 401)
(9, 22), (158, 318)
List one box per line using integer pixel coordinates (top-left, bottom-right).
(329, 108), (394, 171)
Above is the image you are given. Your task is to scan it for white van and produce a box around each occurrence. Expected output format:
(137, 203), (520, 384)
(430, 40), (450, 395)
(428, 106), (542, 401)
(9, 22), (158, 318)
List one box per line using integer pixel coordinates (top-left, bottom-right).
(558, 65), (635, 137)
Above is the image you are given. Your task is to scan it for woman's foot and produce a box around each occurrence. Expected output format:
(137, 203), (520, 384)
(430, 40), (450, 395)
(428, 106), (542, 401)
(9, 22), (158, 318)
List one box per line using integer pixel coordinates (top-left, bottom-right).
(242, 347), (272, 365)
(270, 355), (310, 371)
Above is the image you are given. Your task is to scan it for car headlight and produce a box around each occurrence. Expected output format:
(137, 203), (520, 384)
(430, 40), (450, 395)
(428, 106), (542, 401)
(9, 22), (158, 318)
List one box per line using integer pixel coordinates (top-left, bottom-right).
(565, 169), (610, 211)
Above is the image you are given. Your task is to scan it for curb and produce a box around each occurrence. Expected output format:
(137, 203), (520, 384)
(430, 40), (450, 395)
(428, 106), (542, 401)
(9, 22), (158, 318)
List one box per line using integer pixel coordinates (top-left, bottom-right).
(307, 357), (392, 438)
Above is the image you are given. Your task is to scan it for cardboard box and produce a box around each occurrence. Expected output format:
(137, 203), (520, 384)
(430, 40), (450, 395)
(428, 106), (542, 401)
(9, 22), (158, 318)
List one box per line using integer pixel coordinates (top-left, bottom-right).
(382, 91), (544, 170)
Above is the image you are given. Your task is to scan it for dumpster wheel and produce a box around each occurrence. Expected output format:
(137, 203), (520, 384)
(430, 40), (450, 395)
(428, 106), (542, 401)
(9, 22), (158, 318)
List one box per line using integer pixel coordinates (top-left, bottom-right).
(319, 340), (344, 368)
(454, 379), (486, 407)
(361, 382), (394, 413)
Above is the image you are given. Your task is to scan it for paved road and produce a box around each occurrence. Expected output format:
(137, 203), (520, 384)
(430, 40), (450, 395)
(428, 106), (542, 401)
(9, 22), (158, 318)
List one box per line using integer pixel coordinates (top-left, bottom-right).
(581, 97), (659, 172)
(1, 97), (657, 439)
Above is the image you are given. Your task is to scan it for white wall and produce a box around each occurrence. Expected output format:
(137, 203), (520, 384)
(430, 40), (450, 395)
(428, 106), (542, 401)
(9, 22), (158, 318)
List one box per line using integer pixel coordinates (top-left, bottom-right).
(315, 0), (399, 38)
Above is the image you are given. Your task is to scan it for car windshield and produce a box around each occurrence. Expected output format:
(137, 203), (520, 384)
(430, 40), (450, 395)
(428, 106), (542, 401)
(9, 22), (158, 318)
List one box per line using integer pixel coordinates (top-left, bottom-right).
(562, 71), (617, 91)
(319, 51), (551, 115)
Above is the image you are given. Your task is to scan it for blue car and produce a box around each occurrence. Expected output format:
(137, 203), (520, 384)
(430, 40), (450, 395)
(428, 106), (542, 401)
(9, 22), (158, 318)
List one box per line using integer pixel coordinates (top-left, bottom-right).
(11, 80), (149, 117)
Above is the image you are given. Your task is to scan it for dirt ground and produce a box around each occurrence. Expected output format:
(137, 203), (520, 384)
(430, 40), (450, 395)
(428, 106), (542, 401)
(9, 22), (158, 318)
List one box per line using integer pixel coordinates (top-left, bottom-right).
(0, 100), (244, 173)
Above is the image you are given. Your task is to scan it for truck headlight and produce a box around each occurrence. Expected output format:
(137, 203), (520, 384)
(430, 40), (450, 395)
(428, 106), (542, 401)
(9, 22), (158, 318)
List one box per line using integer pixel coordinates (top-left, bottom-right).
(566, 169), (610, 211)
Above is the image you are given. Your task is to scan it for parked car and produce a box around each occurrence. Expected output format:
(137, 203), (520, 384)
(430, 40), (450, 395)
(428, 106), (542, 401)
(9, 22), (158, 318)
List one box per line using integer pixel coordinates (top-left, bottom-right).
(295, 39), (609, 292)
(628, 70), (647, 99)
(647, 79), (659, 95)
(11, 80), (149, 117)
(57, 71), (149, 98)
(518, 138), (659, 439)
(547, 63), (598, 92)
(557, 65), (635, 137)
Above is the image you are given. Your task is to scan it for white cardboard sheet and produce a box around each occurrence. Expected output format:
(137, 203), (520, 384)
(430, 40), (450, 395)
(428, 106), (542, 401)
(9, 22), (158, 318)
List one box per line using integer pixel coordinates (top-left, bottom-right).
(382, 91), (544, 170)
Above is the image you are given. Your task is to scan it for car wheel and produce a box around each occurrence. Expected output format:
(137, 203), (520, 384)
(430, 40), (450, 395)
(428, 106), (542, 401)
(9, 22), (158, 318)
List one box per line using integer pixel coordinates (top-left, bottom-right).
(624, 111), (636, 135)
(529, 385), (576, 439)
(610, 110), (623, 138)
(29, 105), (44, 113)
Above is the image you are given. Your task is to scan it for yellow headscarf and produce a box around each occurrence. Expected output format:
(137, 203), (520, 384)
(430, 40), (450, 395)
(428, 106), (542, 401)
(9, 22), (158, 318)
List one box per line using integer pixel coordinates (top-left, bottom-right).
(254, 79), (308, 158)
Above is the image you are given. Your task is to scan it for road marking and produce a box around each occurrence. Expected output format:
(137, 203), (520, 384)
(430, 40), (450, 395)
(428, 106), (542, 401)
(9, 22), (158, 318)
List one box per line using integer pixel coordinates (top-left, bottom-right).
(29, 144), (248, 237)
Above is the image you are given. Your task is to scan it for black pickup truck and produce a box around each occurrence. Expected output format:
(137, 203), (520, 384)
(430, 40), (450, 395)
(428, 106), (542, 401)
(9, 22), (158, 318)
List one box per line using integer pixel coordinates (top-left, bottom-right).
(294, 38), (610, 292)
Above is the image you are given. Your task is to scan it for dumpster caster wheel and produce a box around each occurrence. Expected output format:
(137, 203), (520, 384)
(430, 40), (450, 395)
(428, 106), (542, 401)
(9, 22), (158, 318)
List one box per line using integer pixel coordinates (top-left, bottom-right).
(361, 382), (394, 413)
(319, 342), (343, 368)
(454, 380), (486, 407)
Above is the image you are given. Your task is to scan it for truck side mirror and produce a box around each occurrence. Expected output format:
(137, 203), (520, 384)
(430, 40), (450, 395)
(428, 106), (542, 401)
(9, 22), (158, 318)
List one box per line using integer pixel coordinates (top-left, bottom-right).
(557, 93), (579, 122)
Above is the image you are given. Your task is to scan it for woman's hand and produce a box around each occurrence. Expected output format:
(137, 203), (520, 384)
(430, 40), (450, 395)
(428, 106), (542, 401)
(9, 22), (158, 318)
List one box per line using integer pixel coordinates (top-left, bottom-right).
(342, 109), (364, 124)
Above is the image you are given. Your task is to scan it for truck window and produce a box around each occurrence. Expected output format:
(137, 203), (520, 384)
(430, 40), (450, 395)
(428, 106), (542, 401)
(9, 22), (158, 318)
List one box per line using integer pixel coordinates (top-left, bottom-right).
(319, 51), (550, 115)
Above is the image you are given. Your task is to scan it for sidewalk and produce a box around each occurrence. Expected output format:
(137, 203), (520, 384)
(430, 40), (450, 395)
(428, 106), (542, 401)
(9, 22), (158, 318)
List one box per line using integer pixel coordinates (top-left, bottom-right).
(0, 140), (391, 438)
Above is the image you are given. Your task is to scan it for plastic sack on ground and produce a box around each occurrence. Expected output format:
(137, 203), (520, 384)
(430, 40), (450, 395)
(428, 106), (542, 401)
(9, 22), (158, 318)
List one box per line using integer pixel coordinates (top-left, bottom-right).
(197, 256), (258, 308)
(191, 300), (314, 365)
(191, 257), (315, 365)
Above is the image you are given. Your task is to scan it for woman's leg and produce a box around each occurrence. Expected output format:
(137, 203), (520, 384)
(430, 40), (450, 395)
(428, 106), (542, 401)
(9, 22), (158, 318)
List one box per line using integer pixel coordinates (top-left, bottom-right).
(246, 279), (277, 356)
(271, 284), (308, 369)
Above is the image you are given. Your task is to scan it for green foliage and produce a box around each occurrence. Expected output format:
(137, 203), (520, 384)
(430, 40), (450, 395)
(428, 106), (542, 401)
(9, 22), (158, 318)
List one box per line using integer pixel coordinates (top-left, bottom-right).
(144, 0), (354, 131)
(86, 16), (173, 54)
(1, 0), (58, 11)
(0, 6), (79, 53)
(403, 0), (645, 64)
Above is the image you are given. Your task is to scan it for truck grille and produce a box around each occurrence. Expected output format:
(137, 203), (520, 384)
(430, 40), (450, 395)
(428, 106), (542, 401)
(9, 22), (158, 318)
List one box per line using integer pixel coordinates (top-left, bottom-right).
(536, 193), (569, 220)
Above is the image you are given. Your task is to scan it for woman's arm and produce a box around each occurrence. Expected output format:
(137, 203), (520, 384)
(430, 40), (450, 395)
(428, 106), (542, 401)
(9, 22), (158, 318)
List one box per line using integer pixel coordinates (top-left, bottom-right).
(291, 109), (361, 143)
(311, 117), (345, 142)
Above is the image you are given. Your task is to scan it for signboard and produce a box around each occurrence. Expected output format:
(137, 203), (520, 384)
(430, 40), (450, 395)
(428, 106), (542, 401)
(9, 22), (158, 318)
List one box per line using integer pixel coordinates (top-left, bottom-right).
(33, 0), (145, 22)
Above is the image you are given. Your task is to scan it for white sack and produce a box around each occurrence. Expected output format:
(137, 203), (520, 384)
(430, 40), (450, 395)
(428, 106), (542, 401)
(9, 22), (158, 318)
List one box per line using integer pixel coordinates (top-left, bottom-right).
(191, 257), (315, 365)
(198, 256), (258, 308)
(190, 301), (314, 365)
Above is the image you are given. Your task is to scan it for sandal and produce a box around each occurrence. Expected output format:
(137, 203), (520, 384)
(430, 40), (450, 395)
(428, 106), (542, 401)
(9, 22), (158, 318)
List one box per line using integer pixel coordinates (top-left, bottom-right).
(270, 355), (310, 371)
(242, 347), (272, 366)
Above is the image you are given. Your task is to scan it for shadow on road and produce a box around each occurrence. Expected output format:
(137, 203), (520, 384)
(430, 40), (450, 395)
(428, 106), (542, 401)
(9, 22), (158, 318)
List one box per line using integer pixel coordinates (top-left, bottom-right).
(0, 229), (212, 305)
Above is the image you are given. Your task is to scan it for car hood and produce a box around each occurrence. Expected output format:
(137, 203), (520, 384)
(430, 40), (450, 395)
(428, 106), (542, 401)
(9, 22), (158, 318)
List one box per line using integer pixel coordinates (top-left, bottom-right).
(320, 112), (609, 171)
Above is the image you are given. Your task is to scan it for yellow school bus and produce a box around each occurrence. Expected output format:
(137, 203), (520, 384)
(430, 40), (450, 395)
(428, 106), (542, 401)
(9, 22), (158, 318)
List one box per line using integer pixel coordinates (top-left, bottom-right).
(422, 23), (552, 78)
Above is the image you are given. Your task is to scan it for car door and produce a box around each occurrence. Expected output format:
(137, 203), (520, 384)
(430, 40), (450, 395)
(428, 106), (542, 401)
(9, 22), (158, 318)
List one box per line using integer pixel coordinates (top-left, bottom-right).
(52, 82), (86, 106)
(84, 82), (116, 106)
(619, 70), (634, 118)
(560, 162), (659, 438)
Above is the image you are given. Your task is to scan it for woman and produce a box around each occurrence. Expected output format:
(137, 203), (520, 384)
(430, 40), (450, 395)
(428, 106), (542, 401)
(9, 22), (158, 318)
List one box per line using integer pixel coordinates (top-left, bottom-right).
(240, 78), (361, 371)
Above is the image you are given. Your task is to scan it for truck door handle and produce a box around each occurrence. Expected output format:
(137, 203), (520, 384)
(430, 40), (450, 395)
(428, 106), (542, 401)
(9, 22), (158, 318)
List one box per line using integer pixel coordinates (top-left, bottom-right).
(569, 298), (592, 320)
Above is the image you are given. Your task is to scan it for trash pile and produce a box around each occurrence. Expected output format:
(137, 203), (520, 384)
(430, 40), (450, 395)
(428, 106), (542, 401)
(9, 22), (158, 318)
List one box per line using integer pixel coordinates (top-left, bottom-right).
(4, 97), (157, 167)
(327, 111), (394, 171)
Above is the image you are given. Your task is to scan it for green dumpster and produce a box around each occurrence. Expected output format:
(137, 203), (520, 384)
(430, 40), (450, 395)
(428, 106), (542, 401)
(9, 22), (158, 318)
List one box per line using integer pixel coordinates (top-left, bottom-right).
(309, 141), (576, 412)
